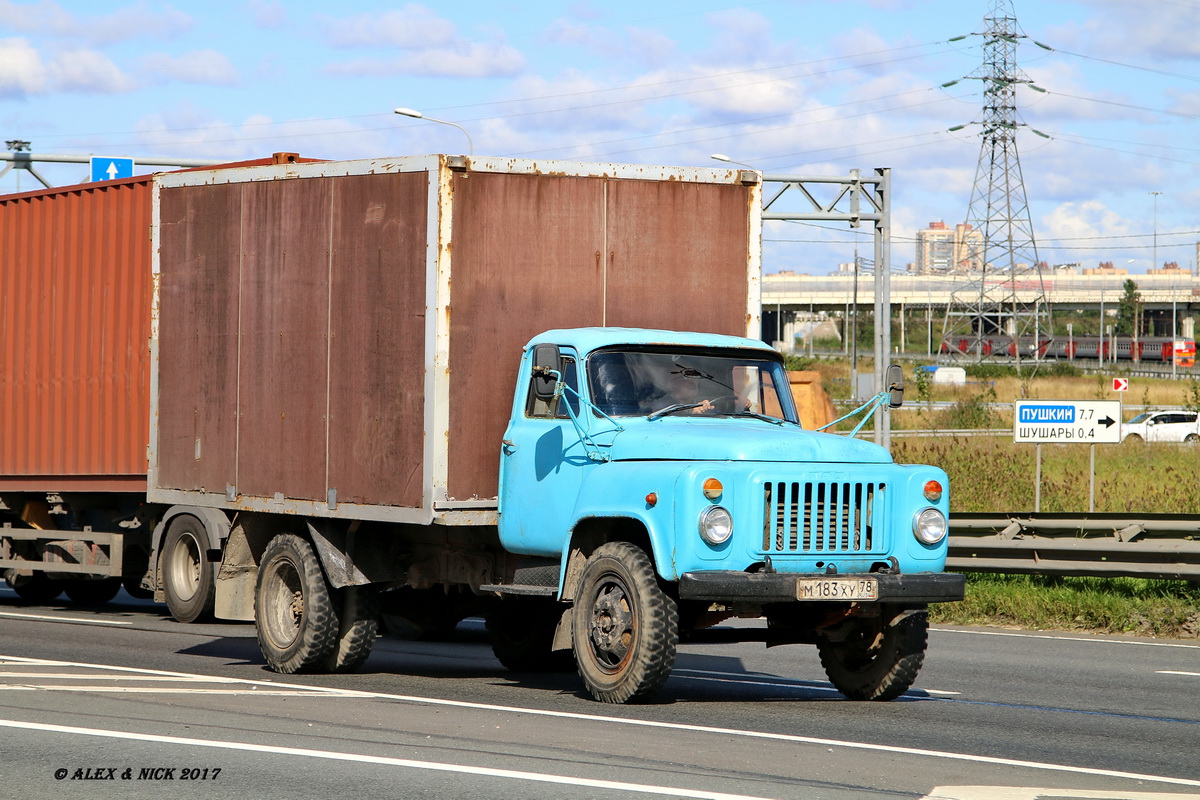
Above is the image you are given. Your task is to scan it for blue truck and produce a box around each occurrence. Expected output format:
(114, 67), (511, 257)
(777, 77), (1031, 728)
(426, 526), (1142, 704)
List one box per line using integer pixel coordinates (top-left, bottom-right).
(2, 155), (961, 704)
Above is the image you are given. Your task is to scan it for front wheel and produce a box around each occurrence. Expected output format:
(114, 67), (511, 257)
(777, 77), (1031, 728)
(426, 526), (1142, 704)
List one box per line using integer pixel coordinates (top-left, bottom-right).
(817, 606), (928, 701)
(1124, 433), (1143, 444)
(571, 542), (678, 704)
(255, 534), (338, 674)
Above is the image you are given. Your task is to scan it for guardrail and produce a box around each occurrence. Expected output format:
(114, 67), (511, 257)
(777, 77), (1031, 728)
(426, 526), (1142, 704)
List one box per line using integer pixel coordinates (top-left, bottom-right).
(948, 512), (1200, 581)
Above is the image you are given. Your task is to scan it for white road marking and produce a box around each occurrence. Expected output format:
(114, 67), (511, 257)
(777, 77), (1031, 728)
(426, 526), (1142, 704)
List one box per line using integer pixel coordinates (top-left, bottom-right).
(0, 673), (222, 681)
(0, 611), (131, 626)
(921, 787), (1200, 800)
(1157, 671), (1200, 678)
(4, 654), (1199, 789)
(0, 718), (777, 800)
(932, 627), (1200, 650)
(0, 686), (329, 695)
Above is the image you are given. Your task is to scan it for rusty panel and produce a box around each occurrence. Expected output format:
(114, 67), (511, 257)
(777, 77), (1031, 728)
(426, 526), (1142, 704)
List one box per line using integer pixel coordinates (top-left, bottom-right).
(327, 172), (428, 507)
(0, 179), (152, 486)
(155, 183), (242, 493)
(235, 178), (332, 501)
(604, 179), (751, 336)
(447, 172), (607, 501)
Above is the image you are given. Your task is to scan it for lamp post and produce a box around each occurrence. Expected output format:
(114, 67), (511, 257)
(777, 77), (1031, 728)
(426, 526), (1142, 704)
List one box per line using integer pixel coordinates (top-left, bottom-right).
(394, 107), (474, 156)
(710, 153), (758, 169)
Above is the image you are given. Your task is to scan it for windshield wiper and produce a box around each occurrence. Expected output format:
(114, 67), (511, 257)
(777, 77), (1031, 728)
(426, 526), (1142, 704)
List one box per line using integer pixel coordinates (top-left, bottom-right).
(647, 402), (706, 420)
(728, 410), (786, 425)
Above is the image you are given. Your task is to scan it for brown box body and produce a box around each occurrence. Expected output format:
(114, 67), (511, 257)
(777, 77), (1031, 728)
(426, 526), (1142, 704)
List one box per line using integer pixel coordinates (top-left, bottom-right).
(0, 178), (154, 491)
(149, 156), (761, 524)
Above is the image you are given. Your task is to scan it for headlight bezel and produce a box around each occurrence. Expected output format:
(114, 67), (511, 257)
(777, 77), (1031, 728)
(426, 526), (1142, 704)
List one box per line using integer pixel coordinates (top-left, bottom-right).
(698, 505), (734, 545)
(913, 507), (948, 545)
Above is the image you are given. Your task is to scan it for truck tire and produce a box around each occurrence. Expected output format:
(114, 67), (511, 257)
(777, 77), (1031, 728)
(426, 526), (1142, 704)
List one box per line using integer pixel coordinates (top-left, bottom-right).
(323, 585), (379, 673)
(4, 571), (63, 603)
(817, 607), (928, 701)
(255, 534), (338, 674)
(63, 578), (122, 605)
(486, 596), (575, 673)
(571, 541), (678, 704)
(161, 515), (216, 623)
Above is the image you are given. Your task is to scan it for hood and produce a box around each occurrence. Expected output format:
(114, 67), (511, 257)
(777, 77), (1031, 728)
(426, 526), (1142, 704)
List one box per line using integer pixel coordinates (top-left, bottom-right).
(607, 418), (893, 464)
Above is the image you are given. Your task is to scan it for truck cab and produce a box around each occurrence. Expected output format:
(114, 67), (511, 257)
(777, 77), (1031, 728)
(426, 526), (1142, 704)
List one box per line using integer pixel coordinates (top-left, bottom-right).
(497, 328), (963, 703)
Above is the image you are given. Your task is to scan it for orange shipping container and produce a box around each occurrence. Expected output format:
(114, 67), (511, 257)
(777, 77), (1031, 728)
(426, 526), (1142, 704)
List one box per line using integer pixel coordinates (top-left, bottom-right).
(0, 177), (153, 491)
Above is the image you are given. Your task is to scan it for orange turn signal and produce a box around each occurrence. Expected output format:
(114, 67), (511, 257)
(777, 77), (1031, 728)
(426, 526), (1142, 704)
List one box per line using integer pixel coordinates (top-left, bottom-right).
(645, 492), (658, 507)
(703, 478), (723, 500)
(923, 480), (943, 502)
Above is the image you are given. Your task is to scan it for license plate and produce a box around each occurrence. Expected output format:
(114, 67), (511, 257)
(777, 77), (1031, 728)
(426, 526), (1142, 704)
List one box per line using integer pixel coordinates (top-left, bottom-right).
(795, 577), (878, 601)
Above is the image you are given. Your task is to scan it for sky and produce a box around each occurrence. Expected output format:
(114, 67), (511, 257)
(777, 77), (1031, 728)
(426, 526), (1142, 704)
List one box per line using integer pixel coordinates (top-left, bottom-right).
(2, 0), (1200, 275)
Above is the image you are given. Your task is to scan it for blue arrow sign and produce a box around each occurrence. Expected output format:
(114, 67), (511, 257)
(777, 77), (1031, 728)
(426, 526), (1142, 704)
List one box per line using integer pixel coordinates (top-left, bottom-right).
(90, 156), (134, 182)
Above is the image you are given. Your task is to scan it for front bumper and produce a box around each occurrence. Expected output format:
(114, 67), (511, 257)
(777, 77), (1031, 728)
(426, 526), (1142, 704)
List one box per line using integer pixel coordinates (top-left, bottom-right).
(678, 571), (965, 604)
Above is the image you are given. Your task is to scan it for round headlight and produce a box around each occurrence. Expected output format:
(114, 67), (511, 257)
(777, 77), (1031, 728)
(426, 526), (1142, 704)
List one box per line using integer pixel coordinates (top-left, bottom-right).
(913, 508), (947, 545)
(699, 506), (733, 545)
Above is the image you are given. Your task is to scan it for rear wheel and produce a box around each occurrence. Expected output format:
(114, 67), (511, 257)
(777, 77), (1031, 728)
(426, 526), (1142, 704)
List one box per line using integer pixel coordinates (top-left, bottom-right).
(63, 577), (122, 605)
(817, 606), (928, 701)
(323, 584), (379, 673)
(571, 542), (678, 704)
(4, 571), (63, 603)
(255, 534), (338, 674)
(1185, 434), (1199, 444)
(161, 515), (216, 623)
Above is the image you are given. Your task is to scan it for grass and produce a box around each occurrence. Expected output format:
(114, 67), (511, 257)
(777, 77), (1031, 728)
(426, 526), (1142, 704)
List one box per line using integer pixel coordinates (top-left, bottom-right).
(892, 436), (1200, 513)
(929, 574), (1200, 639)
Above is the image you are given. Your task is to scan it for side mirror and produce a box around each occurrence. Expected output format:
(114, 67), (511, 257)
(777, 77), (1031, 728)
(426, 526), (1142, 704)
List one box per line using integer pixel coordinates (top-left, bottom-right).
(886, 363), (904, 408)
(531, 343), (562, 402)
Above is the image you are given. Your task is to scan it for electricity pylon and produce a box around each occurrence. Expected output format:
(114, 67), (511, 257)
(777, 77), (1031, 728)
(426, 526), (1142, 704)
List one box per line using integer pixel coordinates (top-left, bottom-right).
(940, 0), (1052, 370)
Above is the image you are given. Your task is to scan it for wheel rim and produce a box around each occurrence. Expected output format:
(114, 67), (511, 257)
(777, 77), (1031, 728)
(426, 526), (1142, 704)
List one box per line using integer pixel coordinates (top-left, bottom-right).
(261, 557), (304, 651)
(167, 533), (202, 602)
(586, 577), (636, 673)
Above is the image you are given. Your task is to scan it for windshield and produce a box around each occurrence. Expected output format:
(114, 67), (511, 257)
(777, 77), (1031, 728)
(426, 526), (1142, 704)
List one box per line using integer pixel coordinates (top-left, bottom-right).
(1128, 413), (1152, 424)
(586, 347), (800, 424)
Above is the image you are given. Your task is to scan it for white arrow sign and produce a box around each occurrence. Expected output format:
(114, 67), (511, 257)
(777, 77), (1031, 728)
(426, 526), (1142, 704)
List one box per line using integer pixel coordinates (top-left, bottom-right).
(1014, 400), (1122, 444)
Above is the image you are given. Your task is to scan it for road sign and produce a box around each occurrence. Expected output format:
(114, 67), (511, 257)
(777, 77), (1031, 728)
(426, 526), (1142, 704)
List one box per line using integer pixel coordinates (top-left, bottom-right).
(1014, 400), (1122, 444)
(1112, 377), (1129, 392)
(89, 156), (134, 182)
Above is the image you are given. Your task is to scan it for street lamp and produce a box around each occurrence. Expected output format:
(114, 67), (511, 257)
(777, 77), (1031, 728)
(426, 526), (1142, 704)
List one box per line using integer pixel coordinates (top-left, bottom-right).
(394, 107), (474, 156)
(710, 153), (757, 169)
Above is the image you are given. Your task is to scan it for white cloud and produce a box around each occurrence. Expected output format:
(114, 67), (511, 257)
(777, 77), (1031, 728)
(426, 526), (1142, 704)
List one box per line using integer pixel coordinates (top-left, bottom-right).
(324, 6), (456, 49)
(249, 0), (288, 30)
(142, 50), (239, 86)
(0, 0), (191, 45)
(0, 38), (48, 96)
(328, 41), (524, 79)
(51, 47), (135, 93)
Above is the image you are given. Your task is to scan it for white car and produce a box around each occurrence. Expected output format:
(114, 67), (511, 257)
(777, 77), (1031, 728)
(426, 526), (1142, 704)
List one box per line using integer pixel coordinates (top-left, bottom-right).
(1121, 410), (1200, 443)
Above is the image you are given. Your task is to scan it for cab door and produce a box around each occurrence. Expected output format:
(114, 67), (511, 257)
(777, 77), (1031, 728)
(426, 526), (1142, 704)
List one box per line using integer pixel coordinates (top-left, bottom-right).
(498, 347), (596, 556)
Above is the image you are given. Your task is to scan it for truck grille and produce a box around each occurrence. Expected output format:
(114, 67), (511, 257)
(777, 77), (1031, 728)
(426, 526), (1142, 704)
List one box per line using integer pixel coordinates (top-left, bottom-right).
(762, 481), (884, 554)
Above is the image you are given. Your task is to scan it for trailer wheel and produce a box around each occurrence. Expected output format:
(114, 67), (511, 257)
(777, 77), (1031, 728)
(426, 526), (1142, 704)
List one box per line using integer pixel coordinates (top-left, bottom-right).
(572, 542), (678, 704)
(255, 534), (338, 674)
(63, 578), (121, 605)
(487, 596), (575, 673)
(323, 585), (379, 673)
(817, 607), (928, 701)
(161, 515), (216, 623)
(4, 571), (63, 603)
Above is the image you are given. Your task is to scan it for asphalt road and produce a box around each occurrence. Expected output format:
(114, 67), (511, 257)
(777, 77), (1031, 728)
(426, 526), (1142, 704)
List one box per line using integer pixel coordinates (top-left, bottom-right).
(0, 588), (1197, 800)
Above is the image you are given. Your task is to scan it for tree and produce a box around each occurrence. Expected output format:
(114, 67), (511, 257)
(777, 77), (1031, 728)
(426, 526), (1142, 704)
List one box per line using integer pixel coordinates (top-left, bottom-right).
(1115, 279), (1140, 336)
